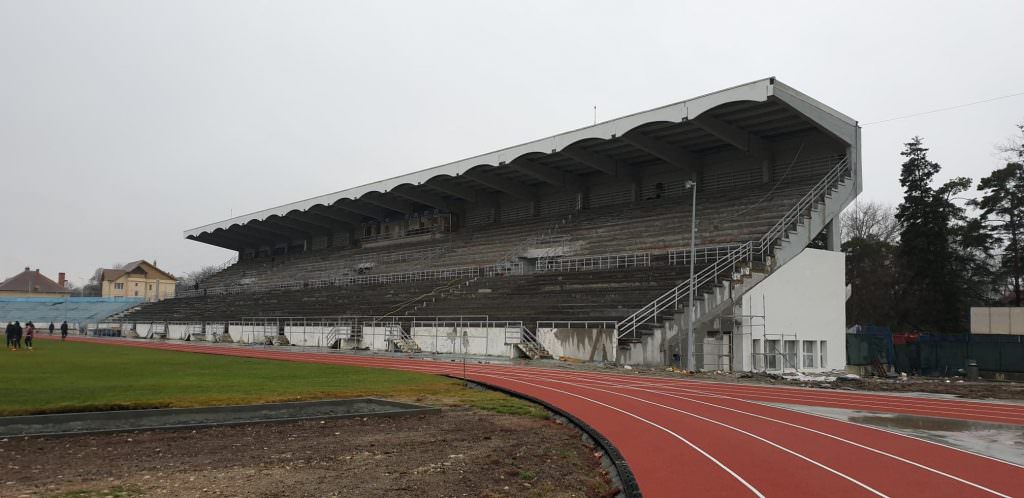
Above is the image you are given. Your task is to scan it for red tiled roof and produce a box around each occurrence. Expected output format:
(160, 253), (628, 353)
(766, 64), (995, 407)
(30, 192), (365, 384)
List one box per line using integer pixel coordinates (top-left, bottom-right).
(0, 268), (67, 294)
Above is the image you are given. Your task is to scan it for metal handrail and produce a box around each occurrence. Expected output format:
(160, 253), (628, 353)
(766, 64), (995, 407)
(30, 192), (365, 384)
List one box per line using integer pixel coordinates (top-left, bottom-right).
(668, 244), (745, 266)
(616, 155), (852, 340)
(536, 320), (618, 329)
(756, 155), (851, 259)
(536, 252), (651, 273)
(616, 242), (753, 339)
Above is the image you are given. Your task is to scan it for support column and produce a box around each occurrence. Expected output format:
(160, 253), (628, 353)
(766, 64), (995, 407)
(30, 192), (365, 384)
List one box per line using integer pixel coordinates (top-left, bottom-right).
(824, 220), (840, 251)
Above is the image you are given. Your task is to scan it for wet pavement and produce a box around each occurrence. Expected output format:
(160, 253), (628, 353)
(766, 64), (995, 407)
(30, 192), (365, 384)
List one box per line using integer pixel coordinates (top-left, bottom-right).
(763, 402), (1024, 466)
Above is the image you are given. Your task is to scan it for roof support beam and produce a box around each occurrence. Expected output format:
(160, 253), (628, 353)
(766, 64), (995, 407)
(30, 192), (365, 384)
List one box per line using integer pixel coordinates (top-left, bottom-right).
(250, 221), (308, 241)
(510, 158), (582, 191)
(560, 147), (619, 176)
(690, 115), (771, 160)
(620, 132), (698, 177)
(334, 200), (386, 220)
(309, 206), (364, 226)
(426, 179), (477, 201)
(462, 169), (536, 199)
(361, 193), (414, 214)
(391, 187), (451, 210)
(226, 227), (281, 247)
(274, 216), (331, 235)
(195, 233), (242, 251)
(290, 211), (355, 232)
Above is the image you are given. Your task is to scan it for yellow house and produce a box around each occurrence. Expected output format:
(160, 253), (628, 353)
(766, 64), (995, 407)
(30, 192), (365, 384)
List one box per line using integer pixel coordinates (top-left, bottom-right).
(101, 260), (176, 301)
(0, 268), (71, 298)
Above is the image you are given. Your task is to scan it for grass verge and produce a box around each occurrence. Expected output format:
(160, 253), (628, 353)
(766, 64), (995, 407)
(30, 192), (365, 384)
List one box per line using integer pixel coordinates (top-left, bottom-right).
(0, 339), (545, 418)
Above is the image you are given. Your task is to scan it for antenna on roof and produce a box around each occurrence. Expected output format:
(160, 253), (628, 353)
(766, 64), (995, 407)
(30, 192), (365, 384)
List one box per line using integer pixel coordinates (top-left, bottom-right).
(593, 105), (597, 125)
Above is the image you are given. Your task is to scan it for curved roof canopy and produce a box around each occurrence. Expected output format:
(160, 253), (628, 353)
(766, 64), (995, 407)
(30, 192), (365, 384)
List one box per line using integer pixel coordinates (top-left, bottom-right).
(185, 77), (860, 249)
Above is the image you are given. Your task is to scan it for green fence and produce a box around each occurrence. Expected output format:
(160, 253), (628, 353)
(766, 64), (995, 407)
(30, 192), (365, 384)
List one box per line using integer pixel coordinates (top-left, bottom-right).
(848, 332), (1024, 375)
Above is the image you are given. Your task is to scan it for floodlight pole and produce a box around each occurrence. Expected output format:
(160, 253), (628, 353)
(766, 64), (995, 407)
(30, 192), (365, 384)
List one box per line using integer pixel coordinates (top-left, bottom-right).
(685, 180), (697, 372)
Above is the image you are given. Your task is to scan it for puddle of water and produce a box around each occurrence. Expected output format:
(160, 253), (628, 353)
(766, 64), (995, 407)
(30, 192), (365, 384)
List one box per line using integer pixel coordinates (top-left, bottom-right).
(763, 403), (1024, 466)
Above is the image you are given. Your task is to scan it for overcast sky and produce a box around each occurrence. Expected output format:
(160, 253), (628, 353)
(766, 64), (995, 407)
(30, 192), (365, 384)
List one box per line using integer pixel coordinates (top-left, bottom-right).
(2, 1), (1023, 286)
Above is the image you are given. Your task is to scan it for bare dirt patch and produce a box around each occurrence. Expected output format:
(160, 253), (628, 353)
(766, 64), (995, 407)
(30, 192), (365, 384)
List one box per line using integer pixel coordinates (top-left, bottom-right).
(1, 409), (616, 498)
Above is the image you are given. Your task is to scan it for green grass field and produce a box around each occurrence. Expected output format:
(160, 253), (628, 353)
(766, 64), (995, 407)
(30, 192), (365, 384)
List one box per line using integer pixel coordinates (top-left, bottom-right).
(0, 339), (544, 418)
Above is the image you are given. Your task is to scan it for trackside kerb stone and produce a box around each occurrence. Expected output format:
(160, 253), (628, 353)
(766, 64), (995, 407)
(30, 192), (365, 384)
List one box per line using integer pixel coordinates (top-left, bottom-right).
(0, 398), (438, 437)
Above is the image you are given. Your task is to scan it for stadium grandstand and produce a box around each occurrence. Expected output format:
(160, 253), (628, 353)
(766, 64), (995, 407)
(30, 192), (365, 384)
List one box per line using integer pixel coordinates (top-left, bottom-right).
(0, 297), (144, 326)
(115, 77), (861, 371)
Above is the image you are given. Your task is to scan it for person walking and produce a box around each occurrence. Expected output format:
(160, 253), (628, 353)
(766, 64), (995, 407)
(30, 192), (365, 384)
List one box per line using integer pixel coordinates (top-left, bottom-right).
(24, 322), (35, 350)
(60, 321), (68, 341)
(48, 322), (55, 336)
(5, 322), (13, 350)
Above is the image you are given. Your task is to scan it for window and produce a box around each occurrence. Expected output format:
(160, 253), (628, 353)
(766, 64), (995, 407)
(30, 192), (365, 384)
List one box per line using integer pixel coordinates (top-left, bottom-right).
(819, 341), (828, 369)
(766, 340), (781, 370)
(752, 339), (763, 370)
(784, 340), (798, 370)
(802, 341), (817, 369)
(114, 283), (124, 290)
(134, 282), (139, 287)
(148, 284), (153, 290)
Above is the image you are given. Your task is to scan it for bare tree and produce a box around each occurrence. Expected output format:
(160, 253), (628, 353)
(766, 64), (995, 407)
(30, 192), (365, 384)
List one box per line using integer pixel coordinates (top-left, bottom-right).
(178, 264), (226, 290)
(996, 123), (1024, 161)
(841, 200), (900, 244)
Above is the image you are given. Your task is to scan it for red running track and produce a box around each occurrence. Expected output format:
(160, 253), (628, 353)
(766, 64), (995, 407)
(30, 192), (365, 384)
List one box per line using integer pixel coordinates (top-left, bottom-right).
(65, 337), (1024, 497)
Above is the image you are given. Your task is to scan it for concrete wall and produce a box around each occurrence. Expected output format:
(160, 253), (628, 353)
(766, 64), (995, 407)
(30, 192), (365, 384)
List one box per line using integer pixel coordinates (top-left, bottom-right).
(618, 326), (667, 366)
(971, 307), (1024, 335)
(410, 326), (512, 357)
(537, 328), (615, 362)
(736, 248), (847, 372)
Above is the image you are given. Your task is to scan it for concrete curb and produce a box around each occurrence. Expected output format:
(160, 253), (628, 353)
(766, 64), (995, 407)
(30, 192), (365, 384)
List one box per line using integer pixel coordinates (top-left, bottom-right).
(0, 398), (439, 438)
(450, 375), (642, 498)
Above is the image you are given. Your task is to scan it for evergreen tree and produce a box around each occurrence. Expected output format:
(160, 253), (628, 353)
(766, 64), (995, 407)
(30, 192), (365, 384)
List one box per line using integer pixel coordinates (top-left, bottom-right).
(843, 236), (899, 326)
(894, 137), (985, 333)
(972, 162), (1024, 304)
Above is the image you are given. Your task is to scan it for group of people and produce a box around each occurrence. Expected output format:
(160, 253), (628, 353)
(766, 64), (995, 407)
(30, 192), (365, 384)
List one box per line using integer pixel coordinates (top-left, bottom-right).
(5, 320), (69, 350)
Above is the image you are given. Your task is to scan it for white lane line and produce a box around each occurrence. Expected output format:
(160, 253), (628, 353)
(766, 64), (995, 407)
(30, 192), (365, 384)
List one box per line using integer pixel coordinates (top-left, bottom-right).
(98, 338), (1024, 414)
(92, 339), (1024, 486)
(516, 371), (1015, 498)
(462, 372), (765, 498)
(573, 376), (1024, 419)
(167, 344), (1024, 424)
(481, 371), (889, 497)
(504, 367), (1024, 472)
(596, 381), (1024, 422)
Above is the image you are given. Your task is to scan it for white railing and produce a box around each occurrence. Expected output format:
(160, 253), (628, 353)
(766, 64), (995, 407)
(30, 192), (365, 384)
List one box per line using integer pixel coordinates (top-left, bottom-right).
(183, 266), (482, 297)
(616, 155), (852, 341)
(756, 155), (851, 260)
(616, 242), (754, 340)
(536, 252), (651, 273)
(536, 320), (618, 330)
(482, 262), (525, 277)
(292, 244), (450, 276)
(668, 244), (745, 266)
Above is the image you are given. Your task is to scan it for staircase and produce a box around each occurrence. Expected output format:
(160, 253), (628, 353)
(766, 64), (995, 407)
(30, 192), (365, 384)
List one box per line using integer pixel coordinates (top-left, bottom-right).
(184, 323), (205, 341)
(388, 277), (476, 317)
(107, 303), (147, 322)
(211, 324), (234, 343)
(384, 323), (422, 353)
(508, 325), (553, 360)
(615, 156), (855, 365)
